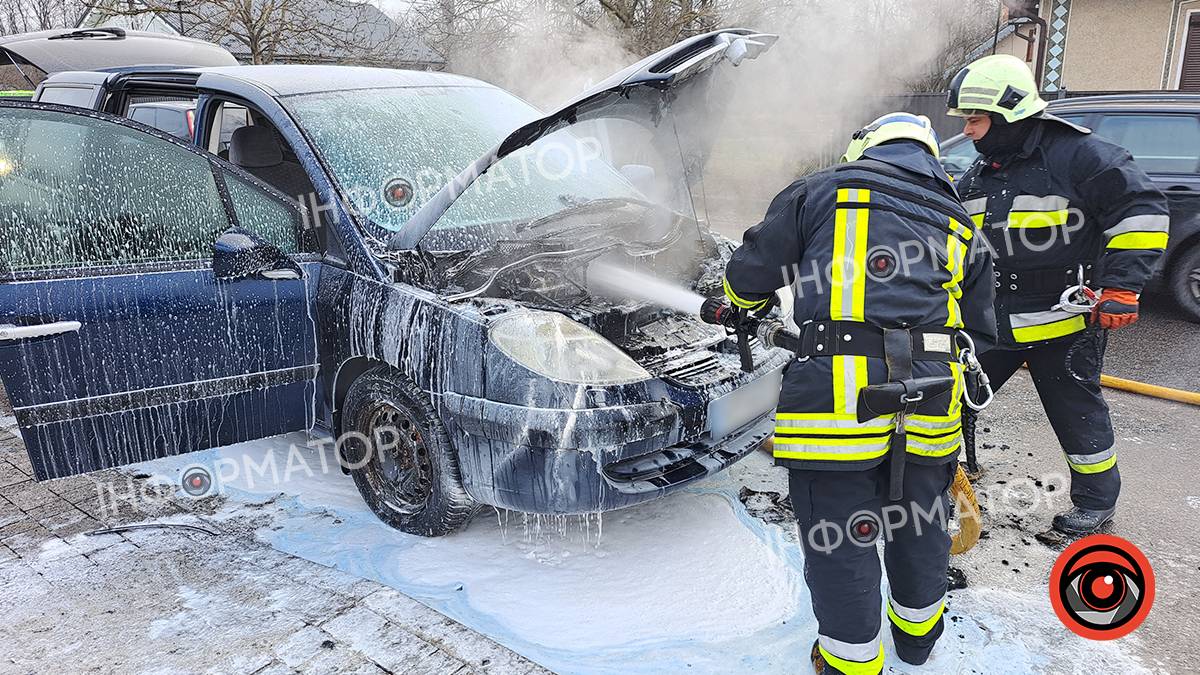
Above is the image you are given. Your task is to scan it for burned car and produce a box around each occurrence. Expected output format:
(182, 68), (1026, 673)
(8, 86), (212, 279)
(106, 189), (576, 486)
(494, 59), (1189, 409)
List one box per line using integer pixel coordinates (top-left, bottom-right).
(0, 29), (787, 536)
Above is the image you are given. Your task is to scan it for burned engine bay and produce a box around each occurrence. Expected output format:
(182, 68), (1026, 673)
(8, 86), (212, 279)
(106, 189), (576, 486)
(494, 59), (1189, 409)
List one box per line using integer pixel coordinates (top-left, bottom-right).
(382, 205), (770, 388)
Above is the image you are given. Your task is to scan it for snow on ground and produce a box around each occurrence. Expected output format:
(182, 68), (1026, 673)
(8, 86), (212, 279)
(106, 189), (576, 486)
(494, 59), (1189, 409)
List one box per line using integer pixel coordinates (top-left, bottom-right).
(135, 434), (1149, 674)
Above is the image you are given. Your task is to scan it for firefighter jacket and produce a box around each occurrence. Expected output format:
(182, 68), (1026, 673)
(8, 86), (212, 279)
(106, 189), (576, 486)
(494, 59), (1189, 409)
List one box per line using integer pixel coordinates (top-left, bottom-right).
(957, 114), (1169, 347)
(724, 142), (998, 471)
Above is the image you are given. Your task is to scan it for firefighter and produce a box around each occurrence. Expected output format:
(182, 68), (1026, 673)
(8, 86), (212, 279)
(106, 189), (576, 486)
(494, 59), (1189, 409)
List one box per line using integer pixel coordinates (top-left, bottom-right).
(723, 113), (997, 674)
(946, 54), (1169, 535)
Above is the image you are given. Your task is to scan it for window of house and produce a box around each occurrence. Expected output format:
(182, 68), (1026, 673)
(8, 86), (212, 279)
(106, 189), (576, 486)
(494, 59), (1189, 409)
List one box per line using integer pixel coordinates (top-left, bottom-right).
(1093, 114), (1200, 174)
(0, 107), (229, 273)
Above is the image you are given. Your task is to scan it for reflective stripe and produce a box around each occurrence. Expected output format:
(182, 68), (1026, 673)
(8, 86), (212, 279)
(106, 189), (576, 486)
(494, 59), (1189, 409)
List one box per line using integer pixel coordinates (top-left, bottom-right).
(970, 213), (985, 227)
(1107, 231), (1168, 250)
(723, 276), (769, 310)
(962, 198), (987, 215)
(908, 412), (962, 432)
(772, 441), (890, 462)
(907, 435), (962, 457)
(888, 595), (946, 636)
(957, 94), (994, 106)
(1009, 209), (1068, 228)
(943, 231), (966, 328)
(1104, 214), (1170, 238)
(1012, 195), (1069, 211)
(832, 188), (869, 321)
(1010, 310), (1087, 342)
(819, 634), (884, 675)
(833, 355), (868, 415)
(949, 362), (964, 416)
(775, 413), (895, 433)
(959, 86), (999, 96)
(949, 217), (974, 241)
(1066, 449), (1118, 474)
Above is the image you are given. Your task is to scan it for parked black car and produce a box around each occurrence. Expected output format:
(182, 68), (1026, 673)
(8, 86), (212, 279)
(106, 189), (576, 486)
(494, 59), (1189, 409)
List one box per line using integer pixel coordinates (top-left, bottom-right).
(940, 93), (1200, 322)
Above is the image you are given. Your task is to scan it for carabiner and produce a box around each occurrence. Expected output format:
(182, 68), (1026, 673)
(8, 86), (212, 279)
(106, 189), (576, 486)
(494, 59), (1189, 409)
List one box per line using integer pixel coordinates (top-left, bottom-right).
(955, 331), (994, 411)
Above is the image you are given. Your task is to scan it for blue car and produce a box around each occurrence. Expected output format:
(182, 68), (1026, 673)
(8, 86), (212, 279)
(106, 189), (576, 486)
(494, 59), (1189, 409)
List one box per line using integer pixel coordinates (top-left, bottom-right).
(0, 29), (787, 536)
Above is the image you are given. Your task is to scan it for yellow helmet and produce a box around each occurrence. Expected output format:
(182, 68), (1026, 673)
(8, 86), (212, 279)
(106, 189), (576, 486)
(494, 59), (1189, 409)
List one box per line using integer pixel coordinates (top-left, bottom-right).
(842, 112), (940, 163)
(946, 54), (1047, 123)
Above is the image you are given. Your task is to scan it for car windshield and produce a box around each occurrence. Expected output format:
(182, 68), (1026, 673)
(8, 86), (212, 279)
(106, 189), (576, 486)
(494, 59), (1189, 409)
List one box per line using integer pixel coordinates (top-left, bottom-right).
(287, 86), (664, 251)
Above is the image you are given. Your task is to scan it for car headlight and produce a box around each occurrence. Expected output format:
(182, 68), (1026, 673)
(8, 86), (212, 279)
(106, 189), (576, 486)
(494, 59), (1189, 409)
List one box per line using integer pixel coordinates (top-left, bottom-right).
(489, 310), (651, 385)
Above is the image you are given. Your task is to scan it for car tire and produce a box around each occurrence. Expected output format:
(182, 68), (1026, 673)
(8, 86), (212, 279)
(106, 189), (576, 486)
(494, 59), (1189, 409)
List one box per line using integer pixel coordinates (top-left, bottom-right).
(1169, 242), (1200, 323)
(341, 368), (478, 536)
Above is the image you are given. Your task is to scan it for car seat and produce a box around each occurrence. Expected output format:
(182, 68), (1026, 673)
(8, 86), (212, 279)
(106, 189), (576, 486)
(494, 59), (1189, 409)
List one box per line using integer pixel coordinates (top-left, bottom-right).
(228, 125), (315, 204)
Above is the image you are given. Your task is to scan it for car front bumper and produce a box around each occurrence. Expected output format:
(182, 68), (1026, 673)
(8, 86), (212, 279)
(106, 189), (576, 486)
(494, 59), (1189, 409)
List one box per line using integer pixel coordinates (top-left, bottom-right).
(438, 390), (774, 514)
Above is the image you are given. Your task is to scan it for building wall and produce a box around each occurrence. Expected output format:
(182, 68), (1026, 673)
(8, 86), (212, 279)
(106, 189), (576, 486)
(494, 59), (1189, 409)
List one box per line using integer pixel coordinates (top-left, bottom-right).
(1058, 0), (1174, 90)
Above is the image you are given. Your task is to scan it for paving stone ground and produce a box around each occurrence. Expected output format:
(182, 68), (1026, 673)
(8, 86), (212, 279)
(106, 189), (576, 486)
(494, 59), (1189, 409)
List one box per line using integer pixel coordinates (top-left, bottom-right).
(0, 426), (549, 675)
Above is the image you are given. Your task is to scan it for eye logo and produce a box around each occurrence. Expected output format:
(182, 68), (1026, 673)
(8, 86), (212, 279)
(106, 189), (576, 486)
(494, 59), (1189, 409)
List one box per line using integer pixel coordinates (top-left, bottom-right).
(1049, 534), (1154, 640)
(180, 465), (215, 497)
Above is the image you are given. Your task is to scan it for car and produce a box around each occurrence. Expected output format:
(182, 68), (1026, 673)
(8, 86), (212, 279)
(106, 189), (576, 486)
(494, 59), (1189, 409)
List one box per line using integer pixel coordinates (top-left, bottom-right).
(939, 94), (1200, 322)
(0, 29), (788, 537)
(1, 27), (236, 104)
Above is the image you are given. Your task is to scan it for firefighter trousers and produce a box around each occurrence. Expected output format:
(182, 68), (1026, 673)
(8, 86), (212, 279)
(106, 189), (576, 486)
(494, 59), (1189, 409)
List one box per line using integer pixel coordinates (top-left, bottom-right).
(977, 327), (1120, 510)
(789, 459), (955, 674)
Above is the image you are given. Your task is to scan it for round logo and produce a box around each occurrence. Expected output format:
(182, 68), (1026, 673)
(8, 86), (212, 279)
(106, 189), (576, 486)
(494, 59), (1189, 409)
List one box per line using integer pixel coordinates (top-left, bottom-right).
(180, 465), (214, 497)
(1049, 534), (1154, 640)
(383, 178), (414, 208)
(866, 247), (897, 281)
(848, 512), (880, 544)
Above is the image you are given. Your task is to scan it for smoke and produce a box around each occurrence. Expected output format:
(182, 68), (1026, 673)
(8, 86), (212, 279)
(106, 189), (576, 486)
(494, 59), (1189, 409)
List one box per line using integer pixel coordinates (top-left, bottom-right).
(428, 0), (992, 235)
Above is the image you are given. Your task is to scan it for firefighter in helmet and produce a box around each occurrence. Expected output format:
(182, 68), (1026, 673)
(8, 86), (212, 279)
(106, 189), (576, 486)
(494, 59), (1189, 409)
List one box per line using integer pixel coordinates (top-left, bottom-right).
(946, 54), (1169, 535)
(723, 113), (997, 673)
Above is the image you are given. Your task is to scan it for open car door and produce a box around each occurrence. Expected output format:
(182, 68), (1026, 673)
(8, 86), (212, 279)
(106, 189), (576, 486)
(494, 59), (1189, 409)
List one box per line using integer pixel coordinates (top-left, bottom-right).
(0, 101), (319, 480)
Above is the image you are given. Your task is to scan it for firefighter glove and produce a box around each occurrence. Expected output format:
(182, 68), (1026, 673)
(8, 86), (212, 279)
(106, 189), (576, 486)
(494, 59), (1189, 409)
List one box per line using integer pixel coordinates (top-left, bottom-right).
(1093, 289), (1139, 329)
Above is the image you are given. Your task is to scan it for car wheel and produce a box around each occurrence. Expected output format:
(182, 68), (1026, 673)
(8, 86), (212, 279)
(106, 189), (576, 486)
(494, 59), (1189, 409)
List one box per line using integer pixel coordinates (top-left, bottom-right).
(1169, 242), (1200, 323)
(341, 368), (478, 536)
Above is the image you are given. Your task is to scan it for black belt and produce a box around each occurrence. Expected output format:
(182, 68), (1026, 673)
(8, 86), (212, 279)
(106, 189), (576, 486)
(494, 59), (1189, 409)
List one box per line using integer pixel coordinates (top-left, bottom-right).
(994, 263), (1093, 295)
(797, 321), (959, 362)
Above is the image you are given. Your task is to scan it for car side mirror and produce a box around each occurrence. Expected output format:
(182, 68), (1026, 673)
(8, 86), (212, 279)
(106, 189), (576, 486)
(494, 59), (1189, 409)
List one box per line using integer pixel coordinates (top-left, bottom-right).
(212, 227), (303, 281)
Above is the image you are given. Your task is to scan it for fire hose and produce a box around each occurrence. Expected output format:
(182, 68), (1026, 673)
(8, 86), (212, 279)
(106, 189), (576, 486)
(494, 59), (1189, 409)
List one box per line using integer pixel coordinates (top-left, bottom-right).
(699, 297), (987, 554)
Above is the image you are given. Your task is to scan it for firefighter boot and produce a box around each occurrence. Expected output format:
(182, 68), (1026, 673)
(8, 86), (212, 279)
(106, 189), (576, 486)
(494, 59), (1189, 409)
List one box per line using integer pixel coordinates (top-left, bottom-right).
(810, 640), (829, 674)
(1052, 505), (1116, 535)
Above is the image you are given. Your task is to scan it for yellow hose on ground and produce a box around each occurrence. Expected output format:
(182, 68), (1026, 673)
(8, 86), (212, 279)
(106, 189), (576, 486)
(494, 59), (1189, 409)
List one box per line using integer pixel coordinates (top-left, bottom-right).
(1099, 374), (1200, 406)
(1018, 364), (1200, 406)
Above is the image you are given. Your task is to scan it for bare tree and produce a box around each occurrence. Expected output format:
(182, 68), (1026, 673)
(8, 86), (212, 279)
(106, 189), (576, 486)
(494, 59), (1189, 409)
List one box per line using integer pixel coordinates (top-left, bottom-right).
(86, 0), (418, 65)
(902, 0), (1002, 92)
(1, 0), (84, 34)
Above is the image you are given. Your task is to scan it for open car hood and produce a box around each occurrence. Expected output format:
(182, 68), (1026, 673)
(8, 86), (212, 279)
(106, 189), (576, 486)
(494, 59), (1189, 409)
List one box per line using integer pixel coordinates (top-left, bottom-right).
(388, 28), (777, 250)
(0, 28), (236, 76)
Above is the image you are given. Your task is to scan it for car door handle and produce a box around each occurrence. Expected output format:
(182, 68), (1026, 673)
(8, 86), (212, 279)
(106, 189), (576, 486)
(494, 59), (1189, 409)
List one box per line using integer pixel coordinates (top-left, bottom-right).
(0, 321), (82, 341)
(261, 269), (302, 280)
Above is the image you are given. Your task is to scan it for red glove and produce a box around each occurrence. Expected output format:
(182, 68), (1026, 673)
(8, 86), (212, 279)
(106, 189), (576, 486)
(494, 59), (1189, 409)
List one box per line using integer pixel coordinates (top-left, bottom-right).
(1093, 289), (1139, 329)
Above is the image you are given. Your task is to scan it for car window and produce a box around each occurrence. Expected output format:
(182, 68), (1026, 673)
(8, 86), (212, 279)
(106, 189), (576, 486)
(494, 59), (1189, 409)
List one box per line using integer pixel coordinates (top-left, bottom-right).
(37, 86), (95, 108)
(1093, 114), (1200, 174)
(939, 136), (978, 175)
(156, 108), (193, 140)
(223, 170), (313, 254)
(129, 106), (156, 126)
(220, 105), (249, 147)
(0, 106), (229, 273)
